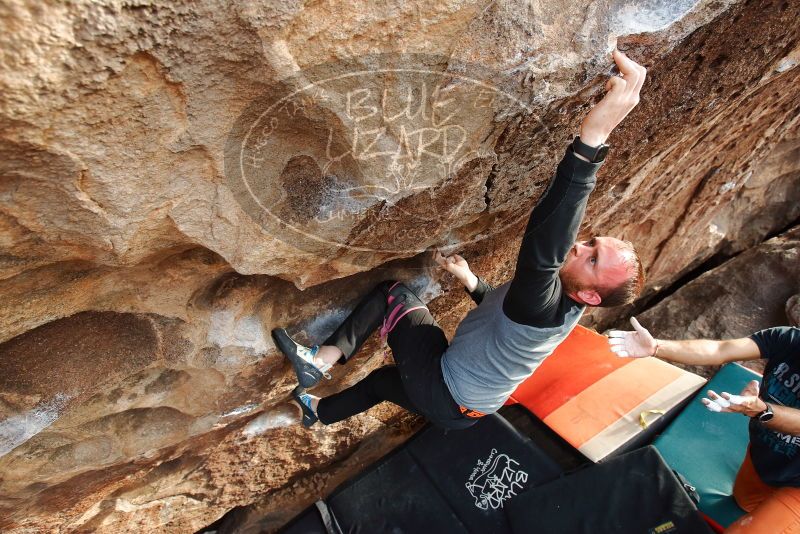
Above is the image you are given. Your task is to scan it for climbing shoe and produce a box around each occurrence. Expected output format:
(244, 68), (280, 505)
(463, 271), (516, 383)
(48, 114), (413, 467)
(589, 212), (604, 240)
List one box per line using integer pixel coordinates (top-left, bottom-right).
(271, 328), (331, 388)
(293, 385), (318, 428)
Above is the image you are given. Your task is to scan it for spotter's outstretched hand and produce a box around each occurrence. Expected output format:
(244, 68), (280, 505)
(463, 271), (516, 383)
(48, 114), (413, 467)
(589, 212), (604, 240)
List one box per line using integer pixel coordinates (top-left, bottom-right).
(702, 380), (766, 417)
(607, 317), (657, 358)
(580, 49), (647, 146)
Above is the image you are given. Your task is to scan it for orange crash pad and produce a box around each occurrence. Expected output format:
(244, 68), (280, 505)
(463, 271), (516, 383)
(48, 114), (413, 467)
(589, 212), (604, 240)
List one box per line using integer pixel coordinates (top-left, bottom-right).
(506, 325), (706, 462)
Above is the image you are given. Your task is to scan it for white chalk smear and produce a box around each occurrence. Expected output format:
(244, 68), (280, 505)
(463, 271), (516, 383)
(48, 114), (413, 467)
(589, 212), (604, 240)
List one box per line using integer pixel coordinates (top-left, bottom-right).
(715, 396), (731, 408)
(0, 393), (70, 458)
(706, 392), (746, 410)
(207, 310), (269, 355)
(406, 272), (443, 304)
(221, 403), (260, 418)
(611, 0), (700, 35)
(298, 307), (350, 343)
(723, 394), (745, 405)
(242, 407), (298, 437)
(776, 58), (797, 73)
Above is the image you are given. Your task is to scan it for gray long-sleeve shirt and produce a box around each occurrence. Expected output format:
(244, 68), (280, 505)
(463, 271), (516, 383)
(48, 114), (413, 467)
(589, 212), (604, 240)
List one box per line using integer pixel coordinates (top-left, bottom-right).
(441, 146), (602, 413)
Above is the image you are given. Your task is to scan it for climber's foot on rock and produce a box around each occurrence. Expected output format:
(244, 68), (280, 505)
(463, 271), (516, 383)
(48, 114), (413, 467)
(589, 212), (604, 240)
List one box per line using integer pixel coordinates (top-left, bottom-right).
(293, 386), (319, 428)
(271, 328), (330, 388)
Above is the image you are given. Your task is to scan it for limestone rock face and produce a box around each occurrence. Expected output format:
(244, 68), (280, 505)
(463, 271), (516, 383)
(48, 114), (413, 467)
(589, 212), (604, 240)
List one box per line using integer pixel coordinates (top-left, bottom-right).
(0, 264), (435, 532)
(1, 0), (799, 532)
(632, 225), (800, 377)
(788, 294), (800, 327)
(638, 225), (800, 339)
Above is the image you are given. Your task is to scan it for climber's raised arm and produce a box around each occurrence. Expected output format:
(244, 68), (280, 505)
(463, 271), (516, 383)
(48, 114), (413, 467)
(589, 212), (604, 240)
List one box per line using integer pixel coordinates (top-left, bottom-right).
(503, 49), (647, 325)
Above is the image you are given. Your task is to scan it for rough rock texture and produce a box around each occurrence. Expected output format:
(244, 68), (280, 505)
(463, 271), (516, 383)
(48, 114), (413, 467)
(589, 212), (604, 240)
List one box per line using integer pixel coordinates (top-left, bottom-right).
(788, 293), (800, 327)
(632, 225), (800, 377)
(1, 0), (799, 532)
(0, 260), (437, 532)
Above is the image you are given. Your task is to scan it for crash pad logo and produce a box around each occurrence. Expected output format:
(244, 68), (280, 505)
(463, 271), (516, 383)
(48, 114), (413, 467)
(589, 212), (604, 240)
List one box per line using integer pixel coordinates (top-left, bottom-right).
(649, 520), (677, 534)
(224, 53), (548, 264)
(465, 448), (529, 510)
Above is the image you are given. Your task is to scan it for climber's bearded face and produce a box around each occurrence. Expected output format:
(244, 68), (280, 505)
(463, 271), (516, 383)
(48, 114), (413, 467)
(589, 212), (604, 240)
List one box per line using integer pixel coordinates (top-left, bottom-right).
(559, 236), (635, 306)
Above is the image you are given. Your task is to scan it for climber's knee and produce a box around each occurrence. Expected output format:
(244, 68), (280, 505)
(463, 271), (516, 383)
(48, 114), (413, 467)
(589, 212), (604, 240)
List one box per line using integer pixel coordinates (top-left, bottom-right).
(376, 279), (399, 296)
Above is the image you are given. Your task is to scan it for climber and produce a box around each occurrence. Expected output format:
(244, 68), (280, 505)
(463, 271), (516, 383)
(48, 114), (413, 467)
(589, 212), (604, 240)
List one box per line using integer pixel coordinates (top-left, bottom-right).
(272, 49), (647, 430)
(607, 319), (800, 534)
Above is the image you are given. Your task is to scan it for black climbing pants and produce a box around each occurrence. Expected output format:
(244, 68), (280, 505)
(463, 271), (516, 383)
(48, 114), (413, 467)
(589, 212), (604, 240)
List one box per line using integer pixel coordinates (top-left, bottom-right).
(316, 281), (476, 430)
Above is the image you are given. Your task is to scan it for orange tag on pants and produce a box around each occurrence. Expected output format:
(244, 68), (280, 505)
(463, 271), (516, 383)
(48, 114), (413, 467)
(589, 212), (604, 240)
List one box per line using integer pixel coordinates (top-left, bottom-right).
(459, 406), (487, 418)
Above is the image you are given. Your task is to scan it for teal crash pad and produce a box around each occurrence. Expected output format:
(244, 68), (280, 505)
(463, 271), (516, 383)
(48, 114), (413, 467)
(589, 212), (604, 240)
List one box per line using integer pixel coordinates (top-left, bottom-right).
(654, 363), (761, 528)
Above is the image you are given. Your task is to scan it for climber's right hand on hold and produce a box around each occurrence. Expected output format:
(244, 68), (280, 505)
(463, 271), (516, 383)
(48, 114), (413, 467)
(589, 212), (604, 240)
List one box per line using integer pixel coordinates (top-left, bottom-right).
(434, 249), (479, 291)
(606, 316), (658, 358)
(579, 49), (647, 147)
(434, 249), (471, 280)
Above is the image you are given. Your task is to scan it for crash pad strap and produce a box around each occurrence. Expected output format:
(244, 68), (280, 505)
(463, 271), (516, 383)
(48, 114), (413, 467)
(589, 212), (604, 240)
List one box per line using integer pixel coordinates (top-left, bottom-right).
(314, 500), (340, 534)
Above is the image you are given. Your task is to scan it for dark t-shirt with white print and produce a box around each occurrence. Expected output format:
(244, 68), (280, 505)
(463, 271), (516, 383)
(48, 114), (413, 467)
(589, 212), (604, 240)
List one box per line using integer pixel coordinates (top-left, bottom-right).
(749, 326), (800, 486)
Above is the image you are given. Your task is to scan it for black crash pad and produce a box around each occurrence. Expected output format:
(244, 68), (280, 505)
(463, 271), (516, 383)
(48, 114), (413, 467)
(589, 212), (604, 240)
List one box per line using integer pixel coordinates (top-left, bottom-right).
(279, 501), (340, 534)
(328, 448), (466, 532)
(310, 413), (563, 534)
(505, 445), (714, 534)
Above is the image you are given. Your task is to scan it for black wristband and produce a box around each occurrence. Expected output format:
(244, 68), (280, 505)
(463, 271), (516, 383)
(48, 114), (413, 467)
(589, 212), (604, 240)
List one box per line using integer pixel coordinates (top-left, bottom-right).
(572, 136), (609, 163)
(754, 402), (774, 423)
